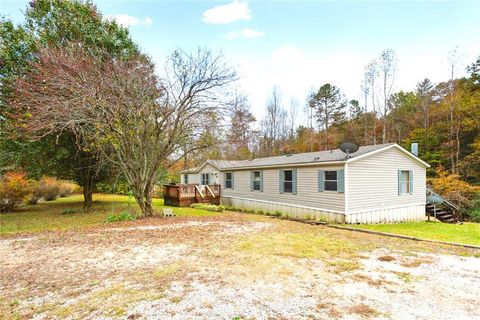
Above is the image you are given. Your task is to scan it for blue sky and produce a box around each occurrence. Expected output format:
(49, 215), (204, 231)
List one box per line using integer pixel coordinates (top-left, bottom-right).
(2, 0), (480, 121)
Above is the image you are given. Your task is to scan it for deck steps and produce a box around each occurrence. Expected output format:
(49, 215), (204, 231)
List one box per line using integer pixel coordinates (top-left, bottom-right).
(425, 188), (463, 224)
(425, 203), (455, 223)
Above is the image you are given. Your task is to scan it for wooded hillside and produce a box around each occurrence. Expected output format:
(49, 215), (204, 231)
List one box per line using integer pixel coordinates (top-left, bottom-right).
(190, 52), (480, 189)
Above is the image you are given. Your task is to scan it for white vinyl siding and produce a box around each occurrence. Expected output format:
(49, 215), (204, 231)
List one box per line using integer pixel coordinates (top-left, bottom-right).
(186, 173), (199, 185)
(187, 163), (219, 185)
(222, 165), (345, 213)
(347, 147), (426, 213)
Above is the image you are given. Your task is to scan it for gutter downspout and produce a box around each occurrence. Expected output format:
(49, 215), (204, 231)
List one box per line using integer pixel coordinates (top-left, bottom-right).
(344, 161), (349, 223)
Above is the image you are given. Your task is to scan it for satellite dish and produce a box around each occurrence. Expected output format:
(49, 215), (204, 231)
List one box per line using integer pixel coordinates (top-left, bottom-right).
(339, 142), (359, 159)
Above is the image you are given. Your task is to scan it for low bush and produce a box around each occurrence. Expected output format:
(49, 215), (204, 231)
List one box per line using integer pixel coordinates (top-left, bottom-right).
(61, 208), (78, 215)
(104, 212), (136, 223)
(224, 206), (280, 216)
(267, 210), (282, 217)
(58, 180), (78, 197)
(38, 176), (61, 201)
(190, 203), (224, 212)
(96, 182), (130, 195)
(466, 198), (480, 222)
(27, 180), (42, 205)
(0, 172), (32, 212)
(27, 178), (79, 204)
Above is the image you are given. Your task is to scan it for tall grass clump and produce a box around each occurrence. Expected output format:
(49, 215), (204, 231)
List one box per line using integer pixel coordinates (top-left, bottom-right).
(190, 203), (224, 212)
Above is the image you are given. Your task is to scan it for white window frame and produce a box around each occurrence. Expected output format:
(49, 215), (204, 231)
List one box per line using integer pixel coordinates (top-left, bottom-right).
(399, 170), (410, 195)
(324, 170), (338, 191)
(201, 173), (210, 186)
(283, 170), (293, 193)
(253, 171), (261, 191)
(225, 172), (233, 189)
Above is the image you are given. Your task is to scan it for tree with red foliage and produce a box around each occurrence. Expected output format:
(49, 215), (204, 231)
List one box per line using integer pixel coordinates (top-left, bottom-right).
(13, 45), (236, 216)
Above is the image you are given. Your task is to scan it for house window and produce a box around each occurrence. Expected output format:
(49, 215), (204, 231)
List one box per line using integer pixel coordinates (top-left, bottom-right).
(324, 171), (338, 191)
(225, 172), (233, 189)
(253, 171), (261, 191)
(283, 170), (293, 193)
(201, 173), (210, 185)
(183, 174), (189, 185)
(399, 170), (410, 194)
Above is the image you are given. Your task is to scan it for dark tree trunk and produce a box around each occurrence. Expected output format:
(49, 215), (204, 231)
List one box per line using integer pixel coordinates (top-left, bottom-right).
(132, 180), (155, 217)
(382, 119), (387, 144)
(134, 195), (154, 217)
(83, 179), (94, 211)
(143, 181), (155, 216)
(75, 148), (101, 212)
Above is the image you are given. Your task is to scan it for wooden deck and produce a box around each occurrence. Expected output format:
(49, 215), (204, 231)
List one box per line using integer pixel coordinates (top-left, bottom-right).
(163, 184), (221, 207)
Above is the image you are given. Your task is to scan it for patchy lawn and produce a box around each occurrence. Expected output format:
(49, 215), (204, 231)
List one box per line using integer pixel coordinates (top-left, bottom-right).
(1, 198), (480, 319)
(0, 194), (217, 236)
(347, 221), (480, 246)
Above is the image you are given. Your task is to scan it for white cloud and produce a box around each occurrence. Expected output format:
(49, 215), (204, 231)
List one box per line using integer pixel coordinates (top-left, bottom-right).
(143, 17), (153, 26)
(202, 0), (251, 24)
(225, 28), (265, 40)
(105, 14), (153, 27)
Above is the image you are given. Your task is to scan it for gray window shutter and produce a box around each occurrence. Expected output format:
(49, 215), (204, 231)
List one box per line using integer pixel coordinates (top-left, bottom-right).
(260, 171), (263, 192)
(223, 173), (226, 189)
(250, 171), (254, 191)
(318, 170), (324, 192)
(409, 170), (413, 194)
(337, 169), (345, 193)
(398, 170), (401, 195)
(232, 172), (234, 190)
(292, 169), (297, 195)
(279, 170), (284, 193)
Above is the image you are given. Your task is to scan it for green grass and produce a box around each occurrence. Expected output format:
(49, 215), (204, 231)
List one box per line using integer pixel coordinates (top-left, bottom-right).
(0, 193), (218, 236)
(348, 221), (480, 246)
(237, 231), (369, 259)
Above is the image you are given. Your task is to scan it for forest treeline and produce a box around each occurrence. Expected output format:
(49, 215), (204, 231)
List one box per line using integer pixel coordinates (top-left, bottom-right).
(190, 50), (480, 189)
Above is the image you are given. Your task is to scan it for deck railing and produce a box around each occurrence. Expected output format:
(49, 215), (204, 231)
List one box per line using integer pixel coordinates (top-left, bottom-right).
(163, 184), (221, 206)
(426, 187), (464, 222)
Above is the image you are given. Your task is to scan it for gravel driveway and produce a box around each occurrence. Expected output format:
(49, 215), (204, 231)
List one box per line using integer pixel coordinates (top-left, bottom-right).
(1, 213), (479, 320)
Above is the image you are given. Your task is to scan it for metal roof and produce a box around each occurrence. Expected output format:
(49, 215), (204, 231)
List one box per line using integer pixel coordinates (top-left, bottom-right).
(181, 143), (399, 173)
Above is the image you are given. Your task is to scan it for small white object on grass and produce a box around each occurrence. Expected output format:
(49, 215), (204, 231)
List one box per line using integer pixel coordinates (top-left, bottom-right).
(162, 208), (175, 218)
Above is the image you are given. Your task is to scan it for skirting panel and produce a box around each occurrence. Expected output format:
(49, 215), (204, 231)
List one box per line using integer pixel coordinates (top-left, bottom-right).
(221, 196), (345, 223)
(345, 204), (426, 224)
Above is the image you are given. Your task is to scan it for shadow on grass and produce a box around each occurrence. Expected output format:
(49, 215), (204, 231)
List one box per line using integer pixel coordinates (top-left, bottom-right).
(0, 193), (217, 236)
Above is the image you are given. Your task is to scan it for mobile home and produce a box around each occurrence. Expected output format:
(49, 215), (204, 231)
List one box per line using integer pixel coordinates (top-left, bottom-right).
(177, 143), (429, 224)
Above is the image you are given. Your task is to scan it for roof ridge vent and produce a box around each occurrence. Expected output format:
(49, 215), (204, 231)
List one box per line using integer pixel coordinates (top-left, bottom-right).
(313, 156), (321, 161)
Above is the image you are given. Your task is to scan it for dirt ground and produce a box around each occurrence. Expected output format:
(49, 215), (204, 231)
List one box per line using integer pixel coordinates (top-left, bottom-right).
(1, 213), (479, 320)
